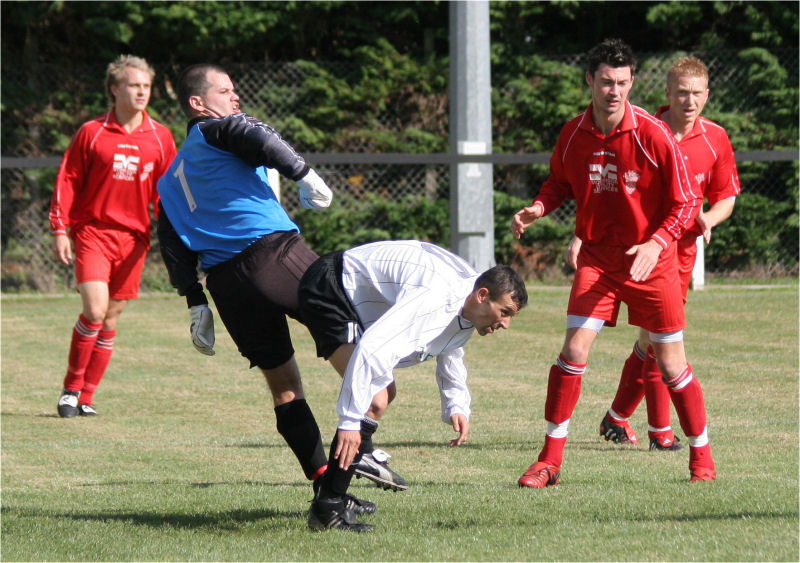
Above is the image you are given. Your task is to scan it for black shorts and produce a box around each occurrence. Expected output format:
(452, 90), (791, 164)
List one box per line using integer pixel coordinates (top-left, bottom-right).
(206, 232), (318, 370)
(298, 250), (363, 360)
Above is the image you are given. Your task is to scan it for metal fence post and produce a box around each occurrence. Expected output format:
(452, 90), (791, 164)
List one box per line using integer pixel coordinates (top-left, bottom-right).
(449, 0), (495, 272)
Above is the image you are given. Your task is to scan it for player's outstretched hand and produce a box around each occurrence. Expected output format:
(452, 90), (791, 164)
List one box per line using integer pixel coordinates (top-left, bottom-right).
(190, 305), (215, 356)
(510, 202), (544, 239)
(297, 168), (333, 209)
(449, 413), (470, 447)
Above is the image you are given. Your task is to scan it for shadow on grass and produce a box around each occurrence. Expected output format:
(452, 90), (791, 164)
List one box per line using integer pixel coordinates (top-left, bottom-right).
(73, 479), (314, 489)
(227, 439), (455, 449)
(360, 440), (474, 448)
(225, 442), (291, 449)
(633, 510), (799, 523)
(4, 506), (306, 530)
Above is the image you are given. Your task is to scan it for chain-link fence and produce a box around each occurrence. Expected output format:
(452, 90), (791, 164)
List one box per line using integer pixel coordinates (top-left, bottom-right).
(2, 48), (797, 291)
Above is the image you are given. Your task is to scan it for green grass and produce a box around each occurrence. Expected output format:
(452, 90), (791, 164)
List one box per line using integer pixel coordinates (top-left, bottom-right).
(2, 286), (798, 561)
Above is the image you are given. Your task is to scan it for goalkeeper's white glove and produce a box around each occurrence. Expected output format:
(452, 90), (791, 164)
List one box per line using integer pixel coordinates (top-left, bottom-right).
(297, 168), (333, 209)
(189, 305), (215, 356)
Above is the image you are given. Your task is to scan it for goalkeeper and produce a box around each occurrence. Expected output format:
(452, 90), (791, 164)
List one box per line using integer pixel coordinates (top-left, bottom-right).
(157, 63), (379, 513)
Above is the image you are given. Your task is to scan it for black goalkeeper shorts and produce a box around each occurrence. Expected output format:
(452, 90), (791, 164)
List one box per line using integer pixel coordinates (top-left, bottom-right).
(298, 250), (363, 360)
(206, 231), (318, 370)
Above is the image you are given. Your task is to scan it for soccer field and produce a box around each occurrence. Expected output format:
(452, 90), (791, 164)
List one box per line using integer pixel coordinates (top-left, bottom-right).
(1, 286), (798, 561)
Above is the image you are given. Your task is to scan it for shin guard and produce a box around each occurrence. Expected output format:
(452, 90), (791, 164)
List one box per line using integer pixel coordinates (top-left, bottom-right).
(609, 341), (646, 419)
(275, 399), (327, 480)
(643, 346), (672, 431)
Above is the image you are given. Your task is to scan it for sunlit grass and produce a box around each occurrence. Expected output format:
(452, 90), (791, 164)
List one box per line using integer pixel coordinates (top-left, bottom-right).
(2, 287), (797, 561)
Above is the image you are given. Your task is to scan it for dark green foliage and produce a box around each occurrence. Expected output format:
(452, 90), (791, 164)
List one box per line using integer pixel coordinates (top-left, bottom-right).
(1, 0), (797, 287)
(3, 1), (796, 158)
(293, 193), (450, 254)
(492, 57), (585, 153)
(294, 191), (577, 276)
(704, 48), (800, 153)
(258, 41), (449, 153)
(707, 191), (798, 272)
(493, 191), (575, 274)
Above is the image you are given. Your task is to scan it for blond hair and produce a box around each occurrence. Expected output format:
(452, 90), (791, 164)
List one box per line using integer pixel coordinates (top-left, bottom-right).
(667, 56), (709, 87)
(105, 54), (155, 104)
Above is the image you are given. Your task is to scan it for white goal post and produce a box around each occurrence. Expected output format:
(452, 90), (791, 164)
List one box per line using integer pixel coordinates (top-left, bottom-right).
(692, 235), (705, 290)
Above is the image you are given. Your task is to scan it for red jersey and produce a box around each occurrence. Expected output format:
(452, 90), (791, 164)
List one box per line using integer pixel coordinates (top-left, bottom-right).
(49, 110), (177, 245)
(655, 105), (741, 240)
(534, 101), (700, 250)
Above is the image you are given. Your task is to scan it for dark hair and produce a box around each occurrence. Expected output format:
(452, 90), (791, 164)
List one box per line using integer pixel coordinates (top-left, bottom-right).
(474, 265), (528, 311)
(176, 63), (228, 118)
(586, 38), (636, 77)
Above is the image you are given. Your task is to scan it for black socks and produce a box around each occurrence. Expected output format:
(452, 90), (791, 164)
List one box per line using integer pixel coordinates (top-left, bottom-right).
(274, 399), (327, 480)
(318, 417), (379, 499)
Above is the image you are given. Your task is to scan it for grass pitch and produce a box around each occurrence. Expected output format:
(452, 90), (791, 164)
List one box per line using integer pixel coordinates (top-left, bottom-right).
(1, 285), (798, 561)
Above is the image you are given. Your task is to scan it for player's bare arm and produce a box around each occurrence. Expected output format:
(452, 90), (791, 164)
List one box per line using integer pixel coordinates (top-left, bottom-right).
(697, 198), (737, 244)
(625, 239), (664, 282)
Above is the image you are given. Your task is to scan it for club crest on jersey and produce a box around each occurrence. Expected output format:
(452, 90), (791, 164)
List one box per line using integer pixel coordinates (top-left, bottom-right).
(623, 170), (640, 194)
(113, 154), (140, 181)
(589, 163), (618, 193)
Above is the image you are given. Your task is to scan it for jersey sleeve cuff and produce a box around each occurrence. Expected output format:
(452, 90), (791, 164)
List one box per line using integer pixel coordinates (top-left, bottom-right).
(292, 164), (311, 182)
(442, 407), (471, 424)
(184, 283), (209, 308)
(337, 417), (362, 432)
(650, 230), (671, 250)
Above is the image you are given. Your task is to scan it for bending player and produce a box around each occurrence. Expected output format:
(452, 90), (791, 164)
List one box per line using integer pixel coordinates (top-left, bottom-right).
(298, 240), (528, 531)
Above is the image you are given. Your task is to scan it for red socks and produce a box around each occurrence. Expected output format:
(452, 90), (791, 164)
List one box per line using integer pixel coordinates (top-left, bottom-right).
(539, 356), (585, 467)
(664, 364), (714, 471)
(79, 329), (115, 406)
(665, 364), (707, 438)
(610, 343), (676, 443)
(63, 315), (102, 392)
(62, 316), (115, 406)
(643, 347), (674, 441)
(609, 342), (646, 418)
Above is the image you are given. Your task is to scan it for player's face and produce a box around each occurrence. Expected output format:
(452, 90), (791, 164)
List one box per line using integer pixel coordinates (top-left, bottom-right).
(586, 64), (634, 119)
(197, 70), (241, 117)
(469, 289), (519, 336)
(111, 67), (151, 114)
(665, 74), (709, 129)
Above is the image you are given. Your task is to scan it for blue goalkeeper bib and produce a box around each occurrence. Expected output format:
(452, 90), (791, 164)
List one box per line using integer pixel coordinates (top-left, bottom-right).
(158, 123), (299, 270)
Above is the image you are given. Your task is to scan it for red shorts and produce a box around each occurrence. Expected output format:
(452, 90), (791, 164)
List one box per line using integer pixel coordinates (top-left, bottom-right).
(73, 223), (148, 300)
(677, 236), (699, 300)
(567, 243), (686, 333)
